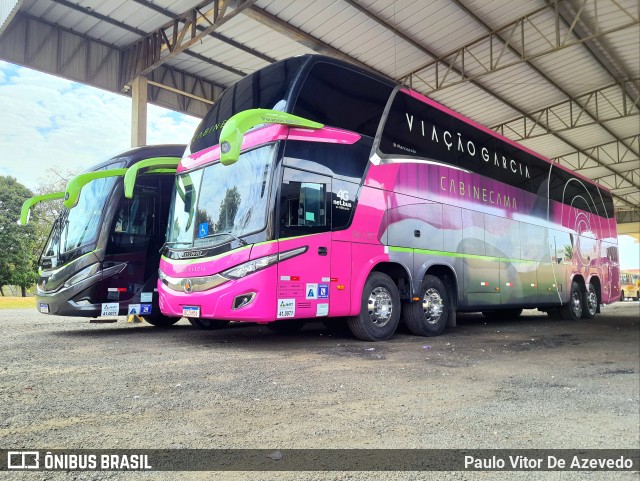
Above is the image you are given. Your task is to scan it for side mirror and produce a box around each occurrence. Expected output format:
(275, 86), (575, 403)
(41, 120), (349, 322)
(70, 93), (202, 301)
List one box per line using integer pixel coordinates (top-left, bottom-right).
(123, 156), (180, 199)
(64, 168), (127, 209)
(219, 109), (323, 166)
(19, 192), (65, 225)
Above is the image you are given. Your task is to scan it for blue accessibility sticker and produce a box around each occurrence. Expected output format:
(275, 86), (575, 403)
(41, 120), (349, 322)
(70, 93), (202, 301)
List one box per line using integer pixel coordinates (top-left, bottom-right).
(140, 304), (152, 315)
(198, 222), (209, 238)
(318, 283), (329, 299)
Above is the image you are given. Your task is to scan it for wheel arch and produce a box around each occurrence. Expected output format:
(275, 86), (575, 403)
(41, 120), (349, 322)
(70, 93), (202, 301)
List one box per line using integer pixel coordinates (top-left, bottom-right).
(421, 263), (460, 309)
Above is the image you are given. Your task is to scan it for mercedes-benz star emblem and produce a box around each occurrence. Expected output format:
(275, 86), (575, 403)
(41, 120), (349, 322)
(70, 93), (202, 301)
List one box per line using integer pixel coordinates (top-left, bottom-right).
(183, 279), (193, 293)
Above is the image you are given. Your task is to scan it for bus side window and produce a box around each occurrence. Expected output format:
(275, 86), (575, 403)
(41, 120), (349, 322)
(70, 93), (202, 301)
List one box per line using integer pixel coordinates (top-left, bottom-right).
(113, 195), (156, 236)
(279, 168), (331, 237)
(284, 182), (326, 227)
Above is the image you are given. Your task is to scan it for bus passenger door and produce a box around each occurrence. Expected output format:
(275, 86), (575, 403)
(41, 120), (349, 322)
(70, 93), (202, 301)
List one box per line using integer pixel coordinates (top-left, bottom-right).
(277, 168), (332, 321)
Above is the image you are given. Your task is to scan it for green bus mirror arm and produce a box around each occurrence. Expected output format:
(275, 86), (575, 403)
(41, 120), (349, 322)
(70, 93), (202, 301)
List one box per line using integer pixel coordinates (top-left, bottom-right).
(123, 157), (181, 199)
(219, 109), (324, 166)
(19, 192), (65, 226)
(64, 168), (128, 209)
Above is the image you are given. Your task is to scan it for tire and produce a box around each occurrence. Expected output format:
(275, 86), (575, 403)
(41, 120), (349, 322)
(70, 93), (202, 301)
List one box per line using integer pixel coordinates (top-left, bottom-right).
(267, 320), (305, 333)
(635, 294), (640, 302)
(143, 315), (180, 327)
(347, 272), (401, 341)
(403, 275), (449, 337)
(482, 308), (523, 321)
(582, 282), (598, 319)
(188, 318), (230, 330)
(560, 281), (583, 320)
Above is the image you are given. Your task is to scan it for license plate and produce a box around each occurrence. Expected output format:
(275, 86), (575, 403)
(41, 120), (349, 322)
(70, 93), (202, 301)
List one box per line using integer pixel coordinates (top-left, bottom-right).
(39, 303), (49, 314)
(182, 306), (200, 318)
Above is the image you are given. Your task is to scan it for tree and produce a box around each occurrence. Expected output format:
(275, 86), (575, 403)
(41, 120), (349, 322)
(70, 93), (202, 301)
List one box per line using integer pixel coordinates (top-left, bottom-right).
(0, 176), (40, 296)
(215, 187), (241, 232)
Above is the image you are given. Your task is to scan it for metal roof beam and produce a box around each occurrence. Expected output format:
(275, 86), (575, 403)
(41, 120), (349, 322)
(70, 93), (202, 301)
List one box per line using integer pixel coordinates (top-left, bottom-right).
(553, 135), (639, 171)
(337, 0), (638, 208)
(554, 0), (640, 102)
(122, 0), (257, 86)
(0, 12), (220, 118)
(130, 0), (275, 64)
(241, 5), (374, 72)
(50, 0), (246, 79)
(400, 0), (639, 94)
(492, 79), (639, 140)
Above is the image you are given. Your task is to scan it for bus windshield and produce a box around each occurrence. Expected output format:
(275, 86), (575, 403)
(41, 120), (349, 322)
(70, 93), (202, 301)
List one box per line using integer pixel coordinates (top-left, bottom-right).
(167, 144), (276, 248)
(59, 176), (118, 253)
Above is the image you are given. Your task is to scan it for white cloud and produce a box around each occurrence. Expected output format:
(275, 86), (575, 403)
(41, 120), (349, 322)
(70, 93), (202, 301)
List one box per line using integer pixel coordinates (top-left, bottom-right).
(0, 61), (200, 191)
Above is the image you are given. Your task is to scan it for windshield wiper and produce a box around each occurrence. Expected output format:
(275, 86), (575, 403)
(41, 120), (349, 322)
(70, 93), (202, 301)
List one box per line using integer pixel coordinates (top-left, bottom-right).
(198, 232), (248, 247)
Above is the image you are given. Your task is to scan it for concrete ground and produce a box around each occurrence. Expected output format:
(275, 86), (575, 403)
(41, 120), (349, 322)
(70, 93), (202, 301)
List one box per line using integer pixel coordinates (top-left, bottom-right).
(1, 302), (638, 480)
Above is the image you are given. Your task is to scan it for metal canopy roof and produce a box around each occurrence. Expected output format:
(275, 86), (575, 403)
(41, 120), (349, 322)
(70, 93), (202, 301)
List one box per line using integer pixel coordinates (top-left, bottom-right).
(1, 0), (638, 224)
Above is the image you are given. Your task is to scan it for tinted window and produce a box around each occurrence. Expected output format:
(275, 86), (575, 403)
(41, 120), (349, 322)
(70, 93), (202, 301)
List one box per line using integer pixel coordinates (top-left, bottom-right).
(293, 62), (393, 138)
(549, 166), (606, 216)
(283, 139), (371, 183)
(279, 168), (331, 238)
(189, 57), (307, 153)
(379, 92), (548, 196)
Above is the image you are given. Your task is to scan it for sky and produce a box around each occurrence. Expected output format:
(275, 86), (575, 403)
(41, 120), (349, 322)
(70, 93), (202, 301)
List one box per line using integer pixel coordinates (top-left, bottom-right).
(0, 60), (638, 269)
(0, 60), (200, 191)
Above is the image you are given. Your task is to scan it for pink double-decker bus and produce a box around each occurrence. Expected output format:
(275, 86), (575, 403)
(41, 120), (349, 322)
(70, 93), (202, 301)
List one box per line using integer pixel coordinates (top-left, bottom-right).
(153, 55), (619, 341)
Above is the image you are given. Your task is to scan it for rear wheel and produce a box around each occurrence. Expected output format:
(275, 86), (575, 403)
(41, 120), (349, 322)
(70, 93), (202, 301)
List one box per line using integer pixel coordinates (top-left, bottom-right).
(347, 272), (400, 341)
(143, 315), (180, 327)
(560, 281), (583, 320)
(582, 283), (598, 319)
(188, 318), (230, 330)
(403, 275), (449, 337)
(482, 308), (523, 320)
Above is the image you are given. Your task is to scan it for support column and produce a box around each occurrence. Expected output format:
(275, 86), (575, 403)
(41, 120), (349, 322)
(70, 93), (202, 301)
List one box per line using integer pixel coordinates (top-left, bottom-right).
(131, 76), (148, 147)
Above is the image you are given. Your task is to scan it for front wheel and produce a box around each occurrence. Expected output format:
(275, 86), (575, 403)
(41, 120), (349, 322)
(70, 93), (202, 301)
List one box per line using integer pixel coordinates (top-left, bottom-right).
(560, 281), (583, 320)
(347, 272), (400, 341)
(582, 283), (598, 319)
(188, 318), (230, 330)
(143, 315), (180, 327)
(403, 275), (450, 337)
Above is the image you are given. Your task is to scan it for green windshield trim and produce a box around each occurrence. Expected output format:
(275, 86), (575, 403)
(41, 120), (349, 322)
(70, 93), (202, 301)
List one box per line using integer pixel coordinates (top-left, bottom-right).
(219, 109), (324, 165)
(20, 192), (65, 226)
(64, 169), (127, 209)
(123, 157), (181, 199)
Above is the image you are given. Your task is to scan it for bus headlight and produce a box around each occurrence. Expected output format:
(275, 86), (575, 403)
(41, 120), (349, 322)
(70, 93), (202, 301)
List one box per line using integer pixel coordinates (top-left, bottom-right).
(64, 263), (100, 288)
(221, 254), (278, 279)
(221, 246), (308, 280)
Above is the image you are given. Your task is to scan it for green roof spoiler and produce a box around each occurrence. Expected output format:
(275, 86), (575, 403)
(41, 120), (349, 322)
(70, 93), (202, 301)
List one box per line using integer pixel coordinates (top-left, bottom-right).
(219, 109), (324, 166)
(19, 192), (65, 226)
(123, 156), (181, 199)
(64, 168), (128, 209)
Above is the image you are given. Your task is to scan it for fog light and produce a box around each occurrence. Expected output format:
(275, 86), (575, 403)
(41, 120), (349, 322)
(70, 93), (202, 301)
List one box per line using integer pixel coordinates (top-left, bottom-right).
(233, 293), (256, 310)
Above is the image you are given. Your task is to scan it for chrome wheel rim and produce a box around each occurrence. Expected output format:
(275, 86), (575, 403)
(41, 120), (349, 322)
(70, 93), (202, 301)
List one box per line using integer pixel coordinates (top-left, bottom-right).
(586, 287), (598, 316)
(367, 287), (393, 327)
(422, 288), (444, 324)
(571, 289), (583, 318)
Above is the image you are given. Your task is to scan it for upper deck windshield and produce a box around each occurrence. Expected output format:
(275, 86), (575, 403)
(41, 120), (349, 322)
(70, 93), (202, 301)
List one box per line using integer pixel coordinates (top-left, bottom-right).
(167, 144), (276, 248)
(188, 57), (307, 155)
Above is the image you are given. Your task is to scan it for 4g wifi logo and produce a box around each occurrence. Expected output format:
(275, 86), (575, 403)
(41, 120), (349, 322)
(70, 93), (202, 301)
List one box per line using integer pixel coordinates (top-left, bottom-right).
(7, 451), (40, 469)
